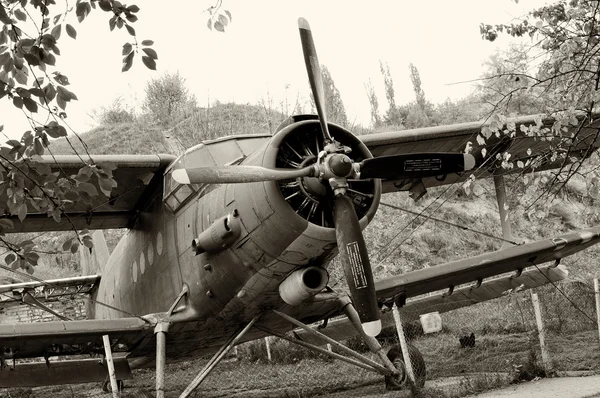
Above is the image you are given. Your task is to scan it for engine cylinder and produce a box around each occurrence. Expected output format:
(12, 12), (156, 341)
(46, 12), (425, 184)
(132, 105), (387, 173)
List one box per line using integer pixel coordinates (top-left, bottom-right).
(279, 266), (329, 305)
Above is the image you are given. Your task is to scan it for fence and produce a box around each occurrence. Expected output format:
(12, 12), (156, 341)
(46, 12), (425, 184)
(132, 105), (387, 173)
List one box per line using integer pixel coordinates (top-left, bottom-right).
(1, 278), (599, 398)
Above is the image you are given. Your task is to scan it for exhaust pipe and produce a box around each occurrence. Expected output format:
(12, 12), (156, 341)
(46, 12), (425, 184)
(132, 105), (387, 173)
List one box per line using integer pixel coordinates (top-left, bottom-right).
(279, 266), (329, 305)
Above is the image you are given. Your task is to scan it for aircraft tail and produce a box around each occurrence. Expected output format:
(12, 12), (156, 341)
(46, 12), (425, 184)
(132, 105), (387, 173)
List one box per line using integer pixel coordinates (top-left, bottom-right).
(79, 230), (110, 275)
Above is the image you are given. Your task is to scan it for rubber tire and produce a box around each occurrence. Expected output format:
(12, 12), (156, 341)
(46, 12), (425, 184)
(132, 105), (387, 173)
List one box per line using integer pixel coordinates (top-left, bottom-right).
(102, 379), (124, 393)
(385, 343), (426, 390)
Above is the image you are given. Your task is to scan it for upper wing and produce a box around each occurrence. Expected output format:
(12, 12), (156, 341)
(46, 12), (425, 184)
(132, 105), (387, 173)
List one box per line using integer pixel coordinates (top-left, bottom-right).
(360, 114), (600, 194)
(1, 154), (176, 232)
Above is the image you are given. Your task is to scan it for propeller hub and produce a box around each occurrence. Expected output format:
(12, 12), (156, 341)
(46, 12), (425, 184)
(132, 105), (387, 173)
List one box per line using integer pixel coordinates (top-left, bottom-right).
(327, 154), (354, 178)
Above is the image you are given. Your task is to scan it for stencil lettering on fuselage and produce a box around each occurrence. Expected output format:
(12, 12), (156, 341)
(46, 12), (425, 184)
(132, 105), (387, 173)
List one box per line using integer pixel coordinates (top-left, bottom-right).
(347, 241), (367, 289)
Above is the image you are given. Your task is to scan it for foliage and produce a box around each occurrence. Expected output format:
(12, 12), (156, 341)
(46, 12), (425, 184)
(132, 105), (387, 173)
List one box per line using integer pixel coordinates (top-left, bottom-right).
(142, 72), (197, 127)
(321, 65), (348, 127)
(0, 0), (231, 274)
(92, 96), (136, 125)
(476, 0), (600, 208)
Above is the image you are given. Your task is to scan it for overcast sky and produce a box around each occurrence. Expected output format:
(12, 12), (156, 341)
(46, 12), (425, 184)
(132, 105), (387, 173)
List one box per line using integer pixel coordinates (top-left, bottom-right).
(1, 0), (548, 140)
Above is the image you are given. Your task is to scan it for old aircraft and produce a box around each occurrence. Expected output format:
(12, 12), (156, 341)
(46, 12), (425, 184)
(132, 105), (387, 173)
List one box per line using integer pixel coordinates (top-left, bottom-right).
(0, 17), (600, 397)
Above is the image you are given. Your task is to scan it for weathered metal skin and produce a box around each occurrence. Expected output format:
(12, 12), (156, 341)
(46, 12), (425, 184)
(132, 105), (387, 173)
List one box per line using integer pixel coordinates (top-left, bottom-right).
(93, 120), (381, 359)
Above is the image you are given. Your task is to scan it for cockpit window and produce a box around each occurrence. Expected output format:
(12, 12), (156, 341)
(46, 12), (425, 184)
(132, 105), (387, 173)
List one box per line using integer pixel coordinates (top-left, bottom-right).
(163, 134), (271, 212)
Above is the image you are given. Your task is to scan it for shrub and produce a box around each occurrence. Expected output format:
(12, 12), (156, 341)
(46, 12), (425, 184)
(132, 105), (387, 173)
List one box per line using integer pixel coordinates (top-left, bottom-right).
(94, 97), (136, 125)
(143, 72), (196, 126)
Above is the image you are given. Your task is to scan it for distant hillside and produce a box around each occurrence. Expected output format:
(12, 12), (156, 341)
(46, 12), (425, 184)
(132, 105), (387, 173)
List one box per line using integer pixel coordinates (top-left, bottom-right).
(49, 102), (286, 156)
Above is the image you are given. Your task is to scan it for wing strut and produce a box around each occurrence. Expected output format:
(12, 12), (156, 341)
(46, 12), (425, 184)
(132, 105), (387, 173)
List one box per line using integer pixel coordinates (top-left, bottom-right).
(179, 316), (260, 398)
(493, 172), (525, 248)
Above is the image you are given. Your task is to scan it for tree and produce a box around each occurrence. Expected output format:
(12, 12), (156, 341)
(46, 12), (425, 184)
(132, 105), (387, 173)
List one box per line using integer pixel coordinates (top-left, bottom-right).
(478, 0), (600, 206)
(364, 79), (381, 128)
(477, 44), (545, 115)
(310, 65), (348, 127)
(143, 72), (197, 127)
(0, 0), (230, 274)
(379, 61), (404, 128)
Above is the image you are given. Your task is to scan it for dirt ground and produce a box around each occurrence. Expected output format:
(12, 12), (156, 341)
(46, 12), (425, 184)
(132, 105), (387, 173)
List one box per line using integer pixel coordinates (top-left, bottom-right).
(317, 374), (600, 398)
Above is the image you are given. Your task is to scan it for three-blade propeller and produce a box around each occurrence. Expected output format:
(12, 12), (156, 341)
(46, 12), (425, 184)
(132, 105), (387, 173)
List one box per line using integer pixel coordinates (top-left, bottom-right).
(172, 18), (476, 337)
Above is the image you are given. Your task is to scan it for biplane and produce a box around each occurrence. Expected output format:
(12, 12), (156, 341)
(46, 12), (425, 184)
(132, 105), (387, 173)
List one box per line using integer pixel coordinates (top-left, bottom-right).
(0, 18), (599, 397)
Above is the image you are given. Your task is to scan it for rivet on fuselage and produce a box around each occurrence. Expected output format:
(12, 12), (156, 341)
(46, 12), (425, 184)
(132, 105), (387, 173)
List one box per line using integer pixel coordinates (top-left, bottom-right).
(206, 290), (214, 297)
(237, 290), (246, 298)
(203, 264), (212, 271)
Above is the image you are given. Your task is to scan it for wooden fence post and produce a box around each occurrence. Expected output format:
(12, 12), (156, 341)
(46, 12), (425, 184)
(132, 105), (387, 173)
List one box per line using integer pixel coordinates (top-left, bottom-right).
(392, 303), (415, 383)
(265, 336), (272, 362)
(102, 334), (120, 398)
(594, 278), (600, 343)
(531, 292), (551, 372)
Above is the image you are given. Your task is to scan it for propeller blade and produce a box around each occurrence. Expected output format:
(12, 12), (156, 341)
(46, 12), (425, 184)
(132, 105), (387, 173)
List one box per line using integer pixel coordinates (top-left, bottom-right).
(334, 194), (381, 336)
(172, 165), (316, 184)
(359, 153), (476, 180)
(298, 17), (333, 143)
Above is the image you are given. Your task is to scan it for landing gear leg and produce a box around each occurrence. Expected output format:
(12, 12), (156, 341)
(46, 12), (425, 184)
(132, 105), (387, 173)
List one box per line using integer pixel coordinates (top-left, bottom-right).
(155, 322), (170, 398)
(340, 301), (408, 387)
(179, 316), (260, 398)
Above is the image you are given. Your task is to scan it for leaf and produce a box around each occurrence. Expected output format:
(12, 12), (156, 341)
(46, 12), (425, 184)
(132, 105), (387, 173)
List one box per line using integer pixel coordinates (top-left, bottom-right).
(214, 21), (225, 32)
(142, 55), (156, 70)
(53, 73), (70, 85)
(26, 252), (39, 265)
(82, 235), (93, 248)
(57, 85), (78, 101)
(77, 182), (98, 196)
(62, 237), (73, 251)
(17, 203), (27, 221)
(109, 16), (117, 31)
(122, 42), (132, 56)
(141, 39), (153, 46)
(0, 52), (9, 66)
(98, 0), (112, 12)
(218, 14), (228, 27)
(66, 24), (77, 39)
(51, 24), (61, 40)
(98, 177), (113, 196)
(14, 9), (26, 21)
(43, 83), (56, 101)
(12, 97), (23, 109)
(70, 241), (80, 253)
(4, 253), (15, 265)
(0, 5), (11, 24)
(225, 10), (232, 21)
(142, 48), (157, 60)
(0, 218), (13, 231)
(207, 19), (212, 30)
(122, 51), (134, 72)
(125, 24), (135, 36)
(23, 98), (38, 113)
(127, 5), (140, 13)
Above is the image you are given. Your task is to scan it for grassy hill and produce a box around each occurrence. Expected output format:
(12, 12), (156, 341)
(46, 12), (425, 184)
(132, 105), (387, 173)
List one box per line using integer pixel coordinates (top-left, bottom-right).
(41, 102), (600, 286)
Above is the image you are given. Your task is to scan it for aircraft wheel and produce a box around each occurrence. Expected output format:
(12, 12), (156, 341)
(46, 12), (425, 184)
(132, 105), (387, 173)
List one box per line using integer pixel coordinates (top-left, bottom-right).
(385, 343), (426, 390)
(101, 378), (124, 392)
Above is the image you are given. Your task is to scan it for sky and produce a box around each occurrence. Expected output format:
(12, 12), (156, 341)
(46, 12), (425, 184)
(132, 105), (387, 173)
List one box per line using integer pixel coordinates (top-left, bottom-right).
(1, 0), (549, 139)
